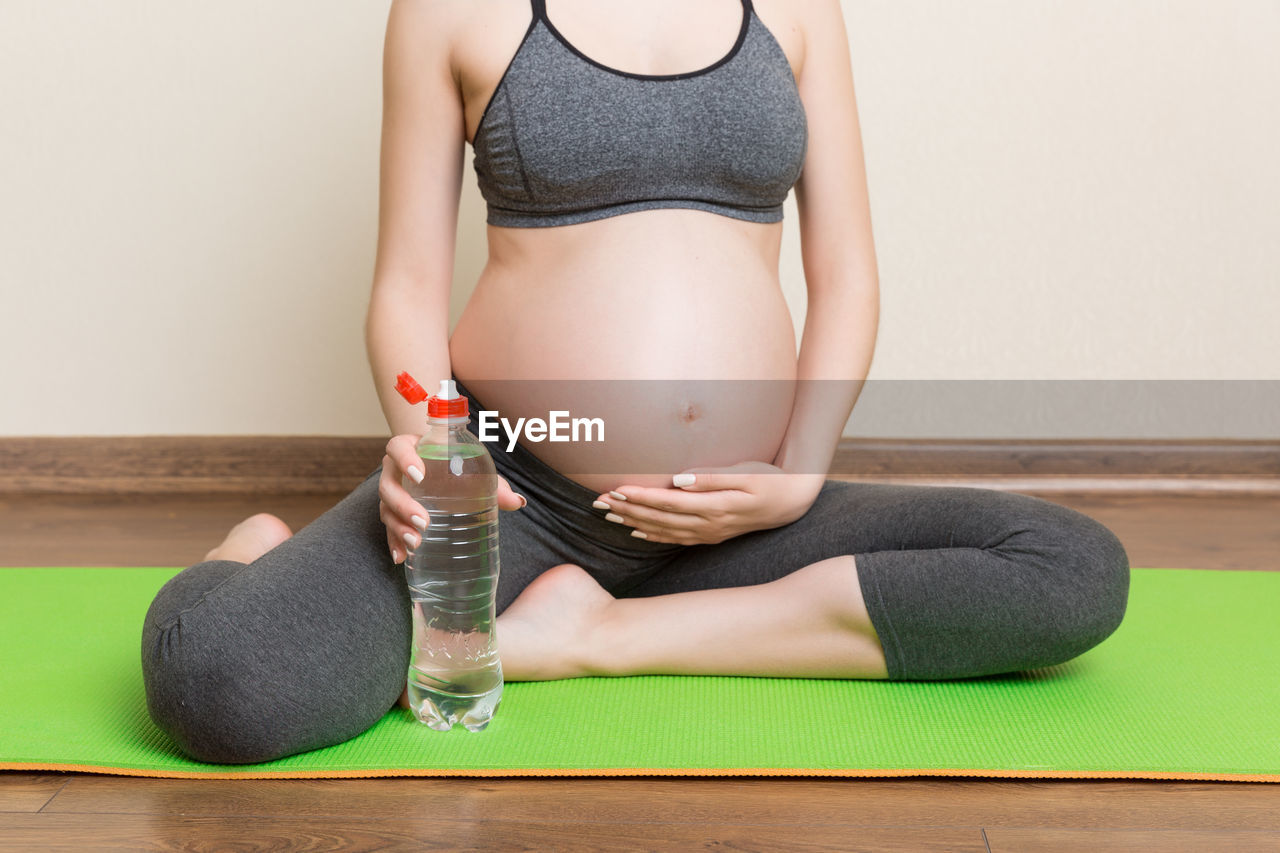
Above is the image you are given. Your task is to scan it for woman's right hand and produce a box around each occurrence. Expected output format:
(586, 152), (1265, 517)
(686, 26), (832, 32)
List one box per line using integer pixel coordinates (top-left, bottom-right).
(379, 434), (527, 563)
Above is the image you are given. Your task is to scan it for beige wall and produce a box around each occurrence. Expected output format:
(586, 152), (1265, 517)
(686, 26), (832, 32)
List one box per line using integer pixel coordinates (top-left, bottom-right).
(1, 0), (1276, 437)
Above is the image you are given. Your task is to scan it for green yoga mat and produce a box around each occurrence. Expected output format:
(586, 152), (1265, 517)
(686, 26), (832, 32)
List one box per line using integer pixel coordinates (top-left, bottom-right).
(1, 567), (1277, 781)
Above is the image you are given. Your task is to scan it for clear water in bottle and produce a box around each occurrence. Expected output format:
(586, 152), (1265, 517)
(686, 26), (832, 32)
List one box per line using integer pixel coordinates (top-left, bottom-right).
(404, 441), (503, 732)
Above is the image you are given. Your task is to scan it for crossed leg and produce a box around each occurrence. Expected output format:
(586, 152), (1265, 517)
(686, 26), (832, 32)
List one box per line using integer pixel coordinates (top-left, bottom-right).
(200, 480), (1128, 685)
(199, 511), (887, 686)
(498, 479), (1130, 683)
(496, 556), (887, 681)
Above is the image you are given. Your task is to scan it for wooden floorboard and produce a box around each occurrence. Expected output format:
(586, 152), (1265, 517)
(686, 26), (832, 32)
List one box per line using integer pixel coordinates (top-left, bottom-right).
(2, 488), (1278, 849)
(0, 773), (66, 813)
(0, 813), (988, 852)
(984, 827), (1280, 853)
(34, 777), (1280, 830)
(0, 493), (342, 568)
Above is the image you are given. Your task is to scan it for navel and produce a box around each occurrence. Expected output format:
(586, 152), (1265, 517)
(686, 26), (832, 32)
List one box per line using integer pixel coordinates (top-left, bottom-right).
(677, 401), (701, 424)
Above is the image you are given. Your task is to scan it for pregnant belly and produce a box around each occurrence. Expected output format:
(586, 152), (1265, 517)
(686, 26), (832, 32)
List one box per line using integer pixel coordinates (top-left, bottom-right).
(450, 219), (798, 494)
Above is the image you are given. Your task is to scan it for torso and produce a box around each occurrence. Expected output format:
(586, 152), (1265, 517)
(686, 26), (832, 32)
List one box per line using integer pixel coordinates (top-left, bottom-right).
(447, 0), (807, 493)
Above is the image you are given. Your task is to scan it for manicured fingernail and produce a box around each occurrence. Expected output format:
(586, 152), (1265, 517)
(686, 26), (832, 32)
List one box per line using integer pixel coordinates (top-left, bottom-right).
(391, 547), (402, 563)
(609, 491), (627, 501)
(403, 531), (419, 549)
(411, 515), (427, 531)
(605, 513), (625, 524)
(517, 494), (528, 508)
(630, 530), (648, 539)
(407, 465), (424, 484)
(592, 500), (611, 510)
(672, 473), (696, 487)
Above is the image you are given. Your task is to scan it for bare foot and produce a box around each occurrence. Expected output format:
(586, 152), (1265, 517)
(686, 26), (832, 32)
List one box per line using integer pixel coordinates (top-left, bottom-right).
(395, 564), (613, 708)
(203, 513), (294, 564)
(495, 563), (616, 681)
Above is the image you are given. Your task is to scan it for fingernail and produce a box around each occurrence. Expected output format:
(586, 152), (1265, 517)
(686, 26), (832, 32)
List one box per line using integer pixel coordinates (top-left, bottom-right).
(605, 513), (625, 524)
(592, 500), (611, 510)
(411, 515), (427, 531)
(391, 547), (402, 563)
(403, 531), (419, 549)
(407, 465), (424, 484)
(630, 530), (648, 539)
(517, 494), (528, 508)
(609, 491), (627, 501)
(672, 473), (696, 487)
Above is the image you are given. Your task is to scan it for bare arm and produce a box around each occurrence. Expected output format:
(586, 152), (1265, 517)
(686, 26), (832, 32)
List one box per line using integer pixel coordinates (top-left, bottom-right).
(773, 0), (881, 479)
(365, 0), (466, 438)
(367, 0), (503, 565)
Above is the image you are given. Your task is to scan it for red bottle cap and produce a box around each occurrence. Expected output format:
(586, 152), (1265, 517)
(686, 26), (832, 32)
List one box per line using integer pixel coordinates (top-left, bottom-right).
(394, 372), (429, 405)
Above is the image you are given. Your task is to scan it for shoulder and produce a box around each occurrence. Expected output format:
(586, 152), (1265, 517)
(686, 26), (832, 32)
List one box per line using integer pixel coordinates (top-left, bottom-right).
(754, 0), (847, 80)
(783, 0), (852, 86)
(388, 0), (526, 42)
(388, 0), (529, 82)
(387, 0), (474, 29)
(387, 0), (468, 39)
(384, 0), (471, 69)
(789, 0), (851, 47)
(783, 0), (845, 28)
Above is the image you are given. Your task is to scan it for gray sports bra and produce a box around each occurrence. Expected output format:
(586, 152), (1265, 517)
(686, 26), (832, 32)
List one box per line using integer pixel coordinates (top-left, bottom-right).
(471, 0), (808, 228)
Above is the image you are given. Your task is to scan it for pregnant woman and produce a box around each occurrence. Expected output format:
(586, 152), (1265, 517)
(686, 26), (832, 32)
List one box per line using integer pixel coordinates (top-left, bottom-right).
(142, 0), (1130, 764)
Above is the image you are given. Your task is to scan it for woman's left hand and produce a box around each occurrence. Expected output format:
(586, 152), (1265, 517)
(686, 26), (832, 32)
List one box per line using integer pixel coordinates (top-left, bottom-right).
(593, 462), (826, 545)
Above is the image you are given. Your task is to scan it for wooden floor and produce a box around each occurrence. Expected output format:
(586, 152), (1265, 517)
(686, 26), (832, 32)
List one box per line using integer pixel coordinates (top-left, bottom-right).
(2, 488), (1279, 852)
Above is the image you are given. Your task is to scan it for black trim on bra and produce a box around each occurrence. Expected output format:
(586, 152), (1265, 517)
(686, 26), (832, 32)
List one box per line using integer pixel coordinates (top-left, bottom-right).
(538, 0), (753, 82)
(472, 0), (757, 147)
(470, 10), (543, 148)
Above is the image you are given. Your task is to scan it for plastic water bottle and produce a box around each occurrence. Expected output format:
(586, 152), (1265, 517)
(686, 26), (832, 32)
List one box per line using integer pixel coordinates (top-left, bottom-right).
(394, 372), (503, 732)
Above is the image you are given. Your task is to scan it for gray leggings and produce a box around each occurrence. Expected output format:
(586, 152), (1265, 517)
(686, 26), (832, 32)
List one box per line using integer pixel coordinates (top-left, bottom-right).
(141, 379), (1130, 764)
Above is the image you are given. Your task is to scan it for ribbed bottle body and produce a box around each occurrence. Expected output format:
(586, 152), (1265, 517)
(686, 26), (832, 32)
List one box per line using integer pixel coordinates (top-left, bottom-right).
(403, 427), (502, 732)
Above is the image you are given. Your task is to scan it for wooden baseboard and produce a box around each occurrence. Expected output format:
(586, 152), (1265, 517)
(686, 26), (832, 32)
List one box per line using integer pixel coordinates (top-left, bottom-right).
(826, 439), (1280, 493)
(0, 437), (1276, 495)
(0, 437), (388, 495)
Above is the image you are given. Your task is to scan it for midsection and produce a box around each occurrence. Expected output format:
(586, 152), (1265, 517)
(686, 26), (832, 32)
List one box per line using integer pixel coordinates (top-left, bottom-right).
(449, 209), (798, 494)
